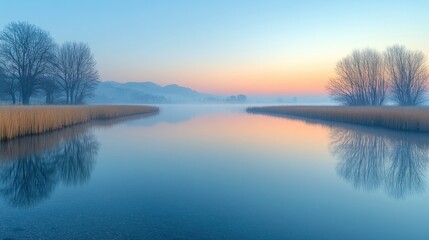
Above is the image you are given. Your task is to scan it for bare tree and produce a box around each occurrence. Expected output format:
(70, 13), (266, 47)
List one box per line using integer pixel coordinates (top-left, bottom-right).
(385, 45), (428, 105)
(327, 49), (387, 106)
(39, 77), (61, 104)
(0, 67), (19, 104)
(53, 42), (98, 104)
(0, 22), (56, 105)
(0, 75), (19, 104)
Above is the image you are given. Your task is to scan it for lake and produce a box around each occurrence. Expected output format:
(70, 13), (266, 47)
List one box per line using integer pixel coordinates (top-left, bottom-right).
(0, 104), (428, 239)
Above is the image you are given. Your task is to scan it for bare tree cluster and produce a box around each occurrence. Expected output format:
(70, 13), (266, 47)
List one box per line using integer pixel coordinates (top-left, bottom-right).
(385, 46), (428, 105)
(0, 22), (99, 105)
(53, 42), (98, 104)
(327, 49), (387, 106)
(328, 46), (428, 106)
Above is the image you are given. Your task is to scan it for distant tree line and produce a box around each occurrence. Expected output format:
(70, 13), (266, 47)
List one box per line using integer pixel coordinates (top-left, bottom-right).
(0, 21), (98, 105)
(327, 46), (428, 106)
(225, 94), (247, 103)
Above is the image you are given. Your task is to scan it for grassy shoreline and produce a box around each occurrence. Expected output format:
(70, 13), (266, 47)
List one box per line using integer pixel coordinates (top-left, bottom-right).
(247, 105), (429, 132)
(0, 105), (159, 141)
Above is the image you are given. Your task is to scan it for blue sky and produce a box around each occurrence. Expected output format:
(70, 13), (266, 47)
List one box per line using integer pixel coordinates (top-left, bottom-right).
(1, 0), (428, 94)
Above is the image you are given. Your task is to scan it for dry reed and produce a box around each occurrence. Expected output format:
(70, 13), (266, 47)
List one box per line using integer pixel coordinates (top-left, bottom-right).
(0, 105), (159, 141)
(247, 106), (429, 132)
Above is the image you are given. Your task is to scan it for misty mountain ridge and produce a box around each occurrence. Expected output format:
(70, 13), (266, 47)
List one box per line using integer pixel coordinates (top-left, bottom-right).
(89, 80), (332, 104)
(90, 81), (212, 104)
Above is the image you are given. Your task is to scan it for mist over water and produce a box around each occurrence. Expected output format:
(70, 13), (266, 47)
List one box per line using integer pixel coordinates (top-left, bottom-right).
(1, 105), (429, 239)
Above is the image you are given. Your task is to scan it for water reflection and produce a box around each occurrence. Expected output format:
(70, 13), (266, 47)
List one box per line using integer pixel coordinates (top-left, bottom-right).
(332, 128), (388, 191)
(332, 127), (429, 198)
(248, 111), (429, 199)
(0, 126), (99, 208)
(0, 113), (157, 208)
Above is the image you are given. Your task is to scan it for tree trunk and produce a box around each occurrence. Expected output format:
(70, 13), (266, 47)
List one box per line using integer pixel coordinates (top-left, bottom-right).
(22, 94), (30, 105)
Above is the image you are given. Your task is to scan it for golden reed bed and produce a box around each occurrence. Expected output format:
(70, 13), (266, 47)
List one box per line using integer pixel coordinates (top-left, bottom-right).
(0, 105), (158, 141)
(247, 106), (429, 132)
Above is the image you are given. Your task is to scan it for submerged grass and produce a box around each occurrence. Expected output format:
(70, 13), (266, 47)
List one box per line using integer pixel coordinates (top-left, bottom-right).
(0, 105), (159, 141)
(247, 105), (429, 132)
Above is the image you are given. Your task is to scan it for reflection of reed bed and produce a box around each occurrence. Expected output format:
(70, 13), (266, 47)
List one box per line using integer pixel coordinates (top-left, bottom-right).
(247, 106), (429, 132)
(0, 105), (159, 141)
(0, 123), (89, 161)
(89, 112), (159, 130)
(0, 112), (157, 161)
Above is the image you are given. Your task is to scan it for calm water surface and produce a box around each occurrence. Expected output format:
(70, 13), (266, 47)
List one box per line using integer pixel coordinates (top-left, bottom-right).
(1, 105), (429, 239)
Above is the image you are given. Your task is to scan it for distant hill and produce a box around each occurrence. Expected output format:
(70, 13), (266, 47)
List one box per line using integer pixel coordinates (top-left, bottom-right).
(89, 81), (214, 104)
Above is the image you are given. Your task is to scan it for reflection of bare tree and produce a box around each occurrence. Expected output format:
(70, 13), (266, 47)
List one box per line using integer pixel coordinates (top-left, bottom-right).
(386, 140), (428, 198)
(0, 113), (157, 208)
(333, 129), (388, 191)
(0, 154), (58, 208)
(56, 134), (98, 186)
(0, 132), (98, 208)
(331, 127), (429, 199)
(247, 110), (429, 199)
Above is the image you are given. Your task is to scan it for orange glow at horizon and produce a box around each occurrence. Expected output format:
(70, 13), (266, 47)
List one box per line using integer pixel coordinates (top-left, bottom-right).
(111, 61), (335, 95)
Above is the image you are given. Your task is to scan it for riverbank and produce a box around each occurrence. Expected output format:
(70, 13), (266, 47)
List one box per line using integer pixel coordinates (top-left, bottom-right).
(0, 105), (159, 141)
(247, 105), (429, 132)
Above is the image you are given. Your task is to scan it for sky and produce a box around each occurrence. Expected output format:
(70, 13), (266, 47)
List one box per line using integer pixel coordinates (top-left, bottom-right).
(1, 0), (429, 95)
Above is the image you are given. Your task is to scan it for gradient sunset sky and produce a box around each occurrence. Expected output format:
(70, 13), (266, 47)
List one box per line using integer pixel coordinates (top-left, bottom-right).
(1, 0), (429, 95)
